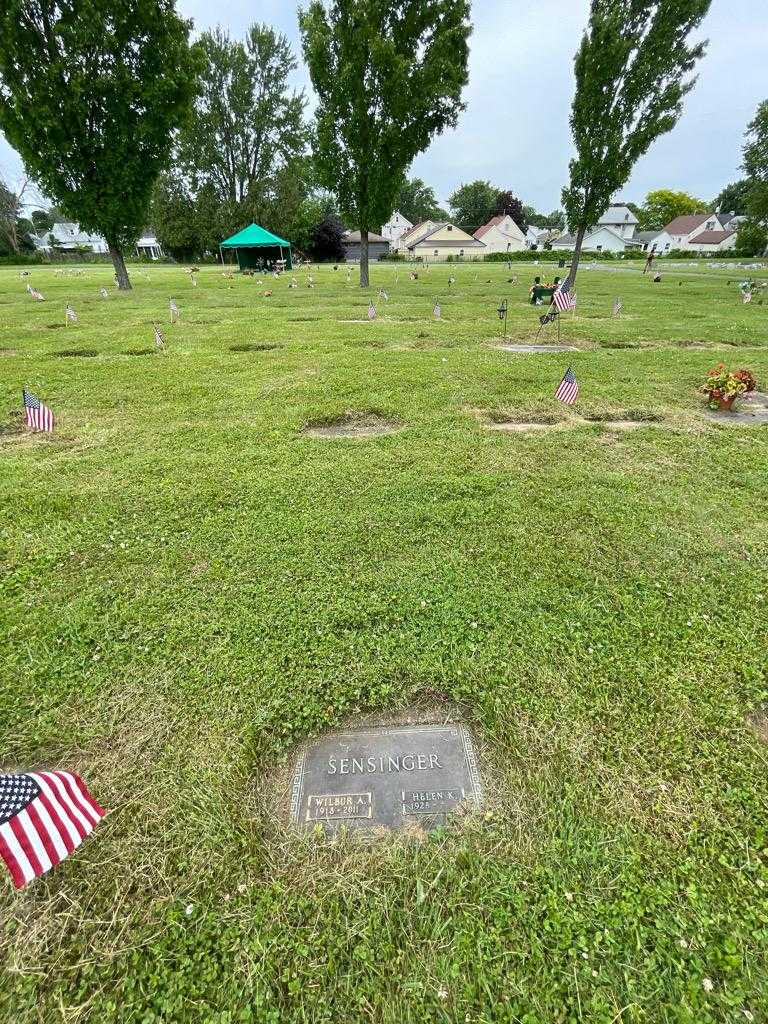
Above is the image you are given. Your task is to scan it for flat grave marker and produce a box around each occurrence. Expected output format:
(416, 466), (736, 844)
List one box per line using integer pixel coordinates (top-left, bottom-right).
(290, 723), (482, 833)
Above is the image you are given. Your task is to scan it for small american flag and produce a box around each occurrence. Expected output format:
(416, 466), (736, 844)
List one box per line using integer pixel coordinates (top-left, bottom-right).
(433, 302), (441, 320)
(553, 279), (576, 313)
(0, 771), (104, 888)
(743, 291), (752, 304)
(378, 288), (389, 301)
(26, 283), (33, 294)
(555, 367), (579, 405)
(613, 297), (622, 316)
(23, 389), (55, 432)
(169, 298), (179, 320)
(153, 324), (165, 348)
(368, 302), (377, 320)
(30, 288), (45, 301)
(100, 288), (109, 299)
(65, 303), (77, 324)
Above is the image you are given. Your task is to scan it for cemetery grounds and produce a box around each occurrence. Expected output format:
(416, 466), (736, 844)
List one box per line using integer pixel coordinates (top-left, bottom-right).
(1, 259), (767, 1023)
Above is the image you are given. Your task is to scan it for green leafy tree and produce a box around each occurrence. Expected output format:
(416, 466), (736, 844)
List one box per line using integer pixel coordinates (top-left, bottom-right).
(310, 215), (346, 261)
(743, 100), (768, 225)
(448, 180), (497, 231)
(30, 208), (54, 234)
(0, 1), (199, 288)
(637, 188), (707, 230)
(180, 25), (307, 207)
(393, 177), (448, 225)
(493, 190), (527, 230)
(561, 0), (711, 283)
(735, 220), (767, 256)
(300, 0), (471, 287)
(711, 179), (751, 217)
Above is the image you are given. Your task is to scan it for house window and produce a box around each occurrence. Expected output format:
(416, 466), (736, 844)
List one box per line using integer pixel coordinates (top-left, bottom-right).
(447, 225), (452, 231)
(459, 249), (464, 257)
(434, 250), (438, 256)
(596, 245), (603, 252)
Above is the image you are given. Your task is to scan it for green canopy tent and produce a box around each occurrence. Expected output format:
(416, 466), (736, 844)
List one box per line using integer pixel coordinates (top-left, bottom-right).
(219, 223), (293, 271)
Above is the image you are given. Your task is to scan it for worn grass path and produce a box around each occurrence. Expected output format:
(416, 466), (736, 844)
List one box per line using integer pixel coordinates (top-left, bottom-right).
(1, 261), (767, 1023)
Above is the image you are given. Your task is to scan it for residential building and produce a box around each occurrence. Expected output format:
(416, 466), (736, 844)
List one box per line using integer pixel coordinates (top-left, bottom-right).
(596, 205), (639, 240)
(551, 225), (630, 253)
(36, 220), (109, 254)
(341, 230), (390, 262)
(396, 220), (440, 251)
(473, 214), (526, 253)
(687, 229), (737, 253)
(380, 211), (413, 246)
(402, 222), (485, 260)
(135, 231), (164, 260)
(663, 213), (725, 250)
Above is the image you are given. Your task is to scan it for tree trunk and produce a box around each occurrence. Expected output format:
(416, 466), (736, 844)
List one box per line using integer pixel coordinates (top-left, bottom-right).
(359, 228), (370, 288)
(108, 240), (131, 291)
(567, 224), (587, 287)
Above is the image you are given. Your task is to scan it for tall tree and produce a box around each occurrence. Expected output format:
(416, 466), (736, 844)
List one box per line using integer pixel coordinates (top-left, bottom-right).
(300, 0), (471, 287)
(0, 1), (199, 289)
(561, 0), (711, 284)
(637, 188), (707, 230)
(743, 100), (768, 226)
(448, 179), (497, 231)
(180, 25), (307, 206)
(493, 190), (527, 230)
(393, 177), (448, 225)
(310, 215), (346, 261)
(711, 179), (751, 217)
(0, 176), (29, 255)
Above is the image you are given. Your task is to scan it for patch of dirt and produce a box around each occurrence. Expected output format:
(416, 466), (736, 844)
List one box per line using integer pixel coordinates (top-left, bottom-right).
(582, 410), (662, 427)
(122, 348), (155, 356)
(44, 323), (67, 330)
(288, 317), (319, 323)
(229, 343), (282, 352)
(599, 340), (641, 349)
(0, 348), (18, 356)
(302, 411), (403, 439)
(748, 708), (768, 743)
(0, 411), (25, 440)
(345, 338), (387, 349)
(54, 349), (97, 358)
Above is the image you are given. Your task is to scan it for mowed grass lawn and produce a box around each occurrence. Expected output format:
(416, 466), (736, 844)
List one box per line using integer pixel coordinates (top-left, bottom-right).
(1, 259), (767, 1023)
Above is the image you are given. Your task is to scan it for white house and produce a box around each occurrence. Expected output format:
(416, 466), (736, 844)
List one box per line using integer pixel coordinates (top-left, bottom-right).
(551, 225), (630, 253)
(472, 214), (526, 253)
(381, 210), (413, 247)
(396, 220), (440, 251)
(38, 221), (109, 253)
(402, 222), (485, 260)
(687, 229), (737, 253)
(596, 204), (639, 240)
(523, 226), (541, 249)
(663, 213), (726, 251)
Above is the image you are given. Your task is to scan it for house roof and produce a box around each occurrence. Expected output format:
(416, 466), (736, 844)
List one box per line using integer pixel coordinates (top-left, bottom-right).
(689, 230), (735, 244)
(599, 205), (639, 225)
(663, 214), (713, 235)
(634, 230), (661, 242)
(343, 230), (388, 243)
(411, 224), (483, 247)
(552, 225), (627, 247)
(220, 223), (290, 248)
(473, 215), (524, 240)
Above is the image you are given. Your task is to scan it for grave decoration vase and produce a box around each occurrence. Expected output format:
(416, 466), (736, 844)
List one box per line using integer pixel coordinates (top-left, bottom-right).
(716, 395), (736, 411)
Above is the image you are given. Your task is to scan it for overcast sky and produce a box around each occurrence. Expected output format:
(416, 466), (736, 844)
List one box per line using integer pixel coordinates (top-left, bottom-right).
(1, 1), (765, 213)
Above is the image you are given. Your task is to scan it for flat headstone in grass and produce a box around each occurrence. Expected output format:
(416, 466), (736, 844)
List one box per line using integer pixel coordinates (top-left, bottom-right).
(302, 412), (402, 439)
(705, 395), (768, 426)
(290, 724), (481, 834)
(494, 343), (579, 353)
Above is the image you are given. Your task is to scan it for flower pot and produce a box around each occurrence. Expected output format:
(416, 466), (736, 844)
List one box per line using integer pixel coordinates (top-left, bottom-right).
(716, 395), (736, 411)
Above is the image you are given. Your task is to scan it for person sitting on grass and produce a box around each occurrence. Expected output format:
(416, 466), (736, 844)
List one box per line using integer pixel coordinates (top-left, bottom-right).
(529, 276), (542, 304)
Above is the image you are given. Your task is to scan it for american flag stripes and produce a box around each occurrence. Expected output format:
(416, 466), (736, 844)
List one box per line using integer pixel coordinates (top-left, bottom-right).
(23, 389), (55, 432)
(553, 279), (577, 313)
(154, 324), (165, 348)
(0, 771), (104, 888)
(613, 297), (622, 316)
(555, 367), (579, 405)
(169, 298), (179, 321)
(743, 291), (752, 304)
(100, 288), (109, 299)
(30, 288), (44, 301)
(433, 301), (442, 320)
(367, 302), (377, 320)
(65, 303), (77, 324)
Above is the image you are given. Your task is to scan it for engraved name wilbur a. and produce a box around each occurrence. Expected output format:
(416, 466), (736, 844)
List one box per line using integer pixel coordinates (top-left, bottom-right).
(327, 752), (443, 775)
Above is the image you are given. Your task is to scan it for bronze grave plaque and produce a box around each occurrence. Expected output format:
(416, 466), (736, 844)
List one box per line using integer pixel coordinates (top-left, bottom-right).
(290, 723), (481, 832)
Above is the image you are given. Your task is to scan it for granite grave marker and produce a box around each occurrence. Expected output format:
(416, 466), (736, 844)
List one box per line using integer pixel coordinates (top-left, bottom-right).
(290, 724), (481, 833)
